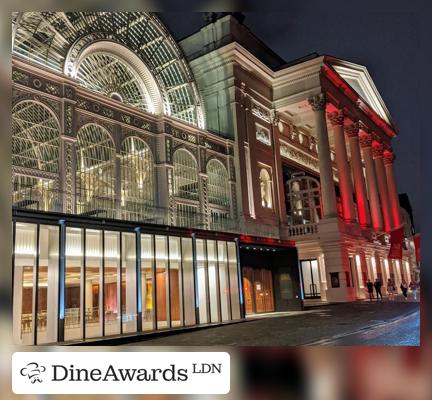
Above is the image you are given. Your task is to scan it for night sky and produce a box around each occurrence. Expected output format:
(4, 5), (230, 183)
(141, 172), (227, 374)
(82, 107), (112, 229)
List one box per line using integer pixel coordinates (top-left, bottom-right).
(159, 11), (421, 229)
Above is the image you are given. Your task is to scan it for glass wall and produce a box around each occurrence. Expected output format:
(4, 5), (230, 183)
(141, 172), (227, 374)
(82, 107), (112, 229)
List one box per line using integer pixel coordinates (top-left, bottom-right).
(13, 221), (241, 344)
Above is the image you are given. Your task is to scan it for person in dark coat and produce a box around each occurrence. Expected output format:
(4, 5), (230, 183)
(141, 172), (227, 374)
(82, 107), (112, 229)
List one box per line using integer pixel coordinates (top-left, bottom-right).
(400, 280), (408, 299)
(374, 278), (383, 300)
(366, 279), (374, 301)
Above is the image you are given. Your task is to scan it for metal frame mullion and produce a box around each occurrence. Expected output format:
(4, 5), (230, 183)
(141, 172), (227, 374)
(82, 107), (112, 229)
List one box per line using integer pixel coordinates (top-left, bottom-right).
(32, 223), (40, 345)
(215, 240), (222, 323)
(135, 227), (142, 332)
(191, 233), (199, 325)
(119, 232), (123, 335)
(81, 228), (86, 340)
(57, 219), (66, 342)
(179, 237), (185, 327)
(152, 234), (157, 330)
(234, 238), (245, 319)
(166, 235), (172, 329)
(226, 241), (233, 320)
(101, 229), (106, 337)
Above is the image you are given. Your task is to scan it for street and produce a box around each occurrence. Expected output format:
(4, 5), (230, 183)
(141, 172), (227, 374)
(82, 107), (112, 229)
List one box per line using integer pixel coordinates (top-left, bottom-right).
(124, 299), (420, 346)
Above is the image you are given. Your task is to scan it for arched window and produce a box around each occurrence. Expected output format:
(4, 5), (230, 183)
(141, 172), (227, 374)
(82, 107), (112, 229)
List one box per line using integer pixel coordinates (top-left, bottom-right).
(12, 101), (59, 173)
(259, 168), (273, 209)
(76, 124), (116, 217)
(173, 149), (198, 201)
(207, 159), (229, 207)
(12, 101), (60, 211)
(286, 175), (321, 225)
(121, 137), (154, 219)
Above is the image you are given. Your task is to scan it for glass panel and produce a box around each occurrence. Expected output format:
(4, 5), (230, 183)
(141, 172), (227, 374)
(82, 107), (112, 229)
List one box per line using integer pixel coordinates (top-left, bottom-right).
(65, 227), (83, 341)
(301, 261), (312, 297)
(169, 237), (183, 327)
(13, 223), (37, 345)
(173, 149), (198, 201)
(181, 238), (195, 326)
(207, 160), (229, 207)
(122, 232), (137, 333)
(85, 229), (102, 338)
(37, 225), (59, 344)
(155, 235), (169, 329)
(228, 242), (240, 320)
(104, 231), (120, 336)
(310, 260), (320, 296)
(141, 234), (154, 331)
(217, 241), (230, 322)
(207, 240), (220, 323)
(196, 239), (208, 324)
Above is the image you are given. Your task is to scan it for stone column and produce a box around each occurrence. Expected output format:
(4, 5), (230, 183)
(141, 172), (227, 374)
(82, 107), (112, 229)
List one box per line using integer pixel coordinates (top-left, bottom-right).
(308, 93), (337, 218)
(383, 150), (402, 227)
(345, 122), (371, 227)
(360, 132), (383, 231)
(372, 141), (394, 231)
(327, 110), (356, 222)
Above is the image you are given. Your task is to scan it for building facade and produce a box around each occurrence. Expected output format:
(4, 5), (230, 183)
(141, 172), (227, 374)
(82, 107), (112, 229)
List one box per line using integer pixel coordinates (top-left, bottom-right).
(11, 12), (416, 345)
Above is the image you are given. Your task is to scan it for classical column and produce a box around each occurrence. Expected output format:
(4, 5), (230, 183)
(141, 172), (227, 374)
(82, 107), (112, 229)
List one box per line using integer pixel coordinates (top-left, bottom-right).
(308, 93), (338, 218)
(372, 141), (394, 231)
(383, 150), (402, 227)
(359, 132), (383, 231)
(345, 122), (371, 227)
(327, 110), (355, 222)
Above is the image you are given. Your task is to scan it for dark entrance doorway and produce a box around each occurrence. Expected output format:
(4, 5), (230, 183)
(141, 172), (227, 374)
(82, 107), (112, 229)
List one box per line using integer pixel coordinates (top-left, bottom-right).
(300, 259), (321, 298)
(242, 267), (274, 314)
(239, 239), (303, 315)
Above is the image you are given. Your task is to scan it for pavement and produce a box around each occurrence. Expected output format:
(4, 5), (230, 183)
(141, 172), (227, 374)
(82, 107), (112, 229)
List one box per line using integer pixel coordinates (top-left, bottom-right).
(125, 297), (420, 346)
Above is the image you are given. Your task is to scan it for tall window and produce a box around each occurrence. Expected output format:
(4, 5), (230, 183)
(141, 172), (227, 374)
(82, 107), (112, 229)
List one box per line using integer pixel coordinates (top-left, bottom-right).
(173, 149), (198, 201)
(259, 168), (273, 209)
(76, 124), (116, 218)
(12, 101), (60, 211)
(207, 159), (229, 207)
(121, 137), (154, 220)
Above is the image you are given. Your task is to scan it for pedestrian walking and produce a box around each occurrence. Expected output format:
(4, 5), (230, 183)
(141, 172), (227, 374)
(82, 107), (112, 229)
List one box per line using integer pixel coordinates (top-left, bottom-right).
(374, 278), (383, 300)
(400, 280), (408, 300)
(387, 278), (394, 300)
(409, 280), (418, 300)
(366, 279), (374, 301)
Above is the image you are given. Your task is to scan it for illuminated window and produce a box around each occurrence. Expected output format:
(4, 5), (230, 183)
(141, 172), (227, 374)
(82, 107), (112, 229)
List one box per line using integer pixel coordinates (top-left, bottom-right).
(259, 168), (273, 209)
(121, 137), (154, 220)
(76, 124), (116, 218)
(173, 149), (198, 201)
(207, 159), (229, 207)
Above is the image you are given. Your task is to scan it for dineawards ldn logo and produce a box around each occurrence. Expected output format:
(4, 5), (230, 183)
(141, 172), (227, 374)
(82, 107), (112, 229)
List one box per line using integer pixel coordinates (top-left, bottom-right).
(12, 352), (230, 394)
(20, 362), (47, 383)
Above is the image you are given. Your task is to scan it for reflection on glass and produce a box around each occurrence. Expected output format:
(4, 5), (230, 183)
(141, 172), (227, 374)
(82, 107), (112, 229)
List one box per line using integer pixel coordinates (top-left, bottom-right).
(104, 231), (120, 336)
(155, 235), (169, 329)
(141, 234), (154, 331)
(207, 240), (220, 323)
(65, 227), (83, 341)
(196, 239), (208, 324)
(122, 232), (137, 333)
(13, 223), (37, 344)
(182, 238), (195, 326)
(228, 242), (241, 320)
(169, 237), (183, 327)
(37, 225), (59, 344)
(217, 241), (230, 321)
(85, 229), (102, 338)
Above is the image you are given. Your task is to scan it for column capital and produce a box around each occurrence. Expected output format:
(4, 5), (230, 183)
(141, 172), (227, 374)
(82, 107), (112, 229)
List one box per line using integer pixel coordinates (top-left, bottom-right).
(372, 141), (384, 159)
(308, 93), (327, 111)
(327, 110), (345, 126)
(345, 122), (359, 138)
(359, 132), (373, 148)
(383, 149), (396, 165)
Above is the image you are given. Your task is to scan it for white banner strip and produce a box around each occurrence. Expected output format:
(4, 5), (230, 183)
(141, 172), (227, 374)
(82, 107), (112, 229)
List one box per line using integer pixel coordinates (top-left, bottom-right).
(12, 352), (230, 394)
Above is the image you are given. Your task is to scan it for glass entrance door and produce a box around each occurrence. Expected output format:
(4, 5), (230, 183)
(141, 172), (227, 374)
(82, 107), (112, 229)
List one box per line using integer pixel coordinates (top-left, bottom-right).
(242, 267), (274, 314)
(300, 259), (321, 298)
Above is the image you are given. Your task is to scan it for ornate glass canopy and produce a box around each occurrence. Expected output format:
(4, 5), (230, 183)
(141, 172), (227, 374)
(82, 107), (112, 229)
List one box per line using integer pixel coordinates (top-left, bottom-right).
(12, 12), (204, 127)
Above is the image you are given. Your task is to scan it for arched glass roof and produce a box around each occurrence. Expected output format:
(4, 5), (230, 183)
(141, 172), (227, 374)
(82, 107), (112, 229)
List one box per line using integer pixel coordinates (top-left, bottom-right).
(12, 12), (204, 128)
